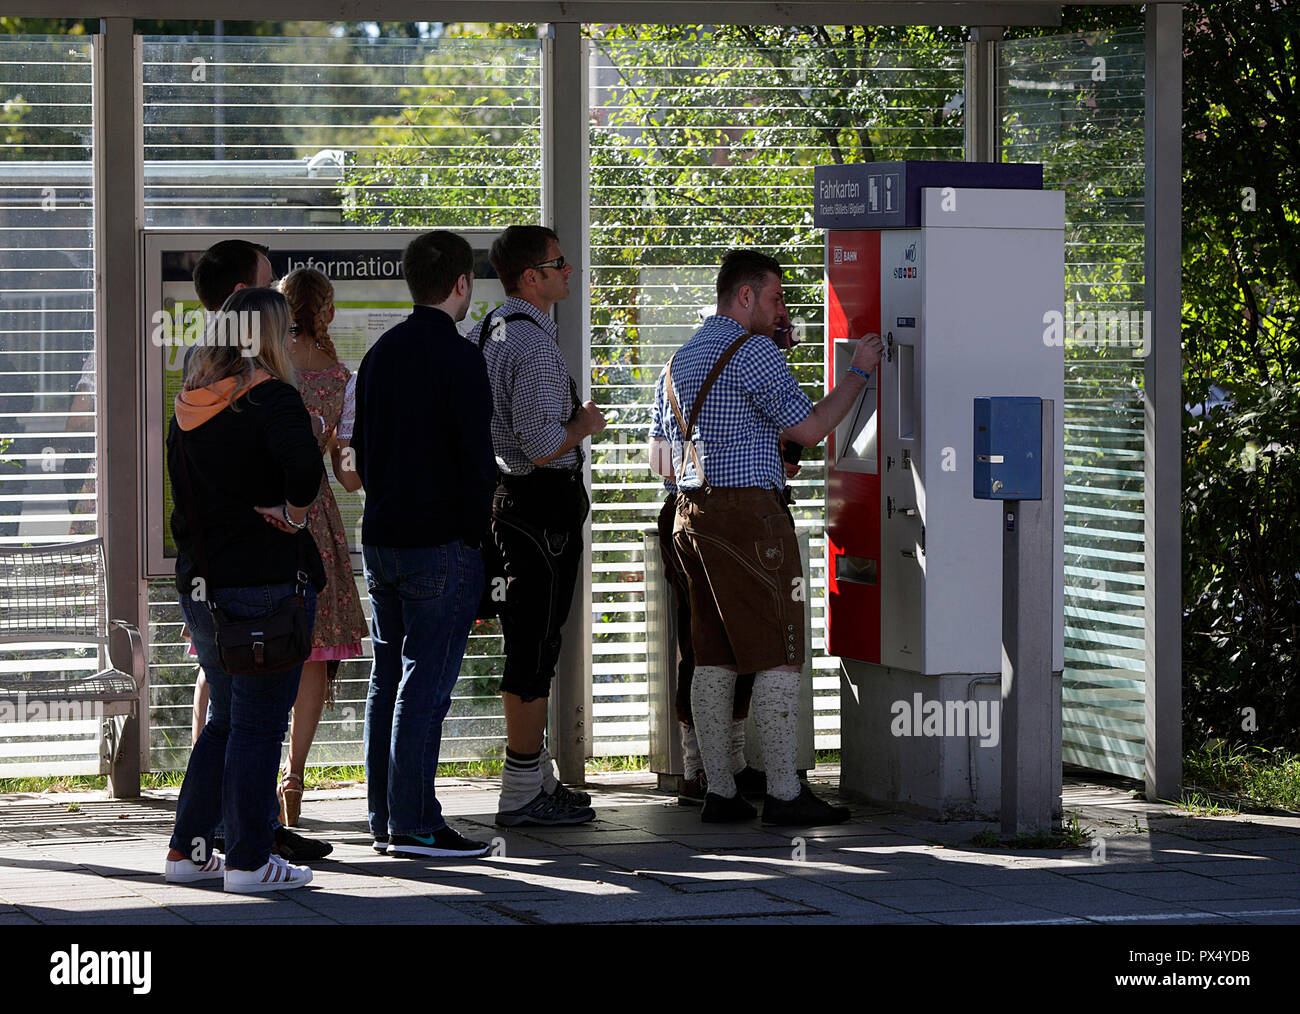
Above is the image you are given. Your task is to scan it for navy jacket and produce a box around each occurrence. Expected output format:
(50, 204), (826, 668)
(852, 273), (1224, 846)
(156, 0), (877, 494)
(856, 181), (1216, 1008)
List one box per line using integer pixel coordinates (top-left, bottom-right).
(352, 305), (496, 548)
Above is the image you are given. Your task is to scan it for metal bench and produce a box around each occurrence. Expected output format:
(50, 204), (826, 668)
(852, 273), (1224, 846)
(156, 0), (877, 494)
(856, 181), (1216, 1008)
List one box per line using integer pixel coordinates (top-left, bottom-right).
(0, 539), (144, 797)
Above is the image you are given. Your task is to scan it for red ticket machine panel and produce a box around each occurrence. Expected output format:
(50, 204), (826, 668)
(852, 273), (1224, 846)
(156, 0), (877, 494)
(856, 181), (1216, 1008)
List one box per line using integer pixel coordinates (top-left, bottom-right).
(825, 230), (882, 663)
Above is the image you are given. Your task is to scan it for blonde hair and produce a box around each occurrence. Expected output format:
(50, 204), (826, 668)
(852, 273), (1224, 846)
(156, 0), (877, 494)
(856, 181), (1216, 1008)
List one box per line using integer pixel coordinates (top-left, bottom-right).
(278, 267), (339, 363)
(185, 287), (296, 404)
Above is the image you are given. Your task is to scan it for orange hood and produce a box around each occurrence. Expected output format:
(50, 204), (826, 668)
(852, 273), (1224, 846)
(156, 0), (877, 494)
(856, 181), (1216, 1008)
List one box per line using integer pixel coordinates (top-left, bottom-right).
(174, 370), (274, 430)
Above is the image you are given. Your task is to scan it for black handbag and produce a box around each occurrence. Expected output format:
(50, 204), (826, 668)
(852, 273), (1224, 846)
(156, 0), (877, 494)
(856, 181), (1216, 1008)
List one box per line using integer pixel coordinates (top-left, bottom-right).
(175, 428), (314, 675)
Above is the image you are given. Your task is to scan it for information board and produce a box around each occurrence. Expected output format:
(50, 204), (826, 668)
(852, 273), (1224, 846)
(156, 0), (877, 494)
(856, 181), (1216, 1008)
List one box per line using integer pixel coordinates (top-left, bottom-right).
(142, 230), (504, 577)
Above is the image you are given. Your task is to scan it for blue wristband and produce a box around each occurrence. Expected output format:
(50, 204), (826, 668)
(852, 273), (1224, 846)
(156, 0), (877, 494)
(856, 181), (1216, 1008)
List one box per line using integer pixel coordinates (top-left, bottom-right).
(847, 365), (872, 382)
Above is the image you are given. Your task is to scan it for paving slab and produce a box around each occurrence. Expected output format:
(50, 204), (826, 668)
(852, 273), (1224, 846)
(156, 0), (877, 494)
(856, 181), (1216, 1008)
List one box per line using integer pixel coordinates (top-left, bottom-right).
(966, 884), (1204, 919)
(753, 878), (914, 920)
(923, 903), (1090, 925)
(3, 773), (1299, 925)
(490, 886), (809, 924)
(292, 890), (489, 925)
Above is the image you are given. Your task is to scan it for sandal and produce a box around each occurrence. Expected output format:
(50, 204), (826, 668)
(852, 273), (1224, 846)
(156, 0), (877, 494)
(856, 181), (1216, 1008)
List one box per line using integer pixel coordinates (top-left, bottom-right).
(277, 771), (304, 828)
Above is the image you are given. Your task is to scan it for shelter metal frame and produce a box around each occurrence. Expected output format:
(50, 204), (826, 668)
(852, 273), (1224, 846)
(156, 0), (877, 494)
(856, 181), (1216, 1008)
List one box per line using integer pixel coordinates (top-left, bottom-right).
(18, 0), (1178, 800)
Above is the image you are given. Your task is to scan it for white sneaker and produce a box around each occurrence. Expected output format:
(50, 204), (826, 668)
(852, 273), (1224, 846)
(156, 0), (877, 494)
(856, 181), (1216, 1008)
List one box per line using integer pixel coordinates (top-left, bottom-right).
(164, 851), (225, 883)
(223, 853), (313, 894)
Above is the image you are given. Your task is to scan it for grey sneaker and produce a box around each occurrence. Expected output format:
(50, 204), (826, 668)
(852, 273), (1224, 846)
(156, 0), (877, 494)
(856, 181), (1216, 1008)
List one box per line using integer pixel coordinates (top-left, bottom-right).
(497, 789), (596, 827)
(548, 781), (592, 808)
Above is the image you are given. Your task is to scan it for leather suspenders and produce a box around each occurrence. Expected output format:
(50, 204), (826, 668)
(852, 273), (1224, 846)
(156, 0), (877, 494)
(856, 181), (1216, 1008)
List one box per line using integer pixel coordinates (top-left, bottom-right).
(664, 332), (753, 489)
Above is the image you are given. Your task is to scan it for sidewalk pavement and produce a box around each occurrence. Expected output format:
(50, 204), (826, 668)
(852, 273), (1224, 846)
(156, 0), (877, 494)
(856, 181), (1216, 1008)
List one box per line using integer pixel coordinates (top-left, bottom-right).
(3, 770), (1300, 925)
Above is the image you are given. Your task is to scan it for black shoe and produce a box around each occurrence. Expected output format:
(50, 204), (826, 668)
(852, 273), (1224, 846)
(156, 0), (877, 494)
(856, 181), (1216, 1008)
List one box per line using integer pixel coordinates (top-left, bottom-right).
(388, 826), (489, 858)
(496, 789), (596, 826)
(273, 825), (334, 861)
(701, 791), (757, 823)
(733, 766), (767, 800)
(372, 835), (389, 854)
(677, 772), (707, 806)
(548, 781), (592, 808)
(761, 785), (851, 826)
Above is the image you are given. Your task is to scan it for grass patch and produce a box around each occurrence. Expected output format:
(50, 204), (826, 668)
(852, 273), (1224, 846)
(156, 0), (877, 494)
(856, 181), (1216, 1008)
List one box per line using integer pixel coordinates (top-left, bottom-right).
(0, 771), (187, 794)
(1169, 791), (1239, 817)
(1183, 742), (1300, 813)
(970, 811), (1093, 850)
(0, 748), (840, 795)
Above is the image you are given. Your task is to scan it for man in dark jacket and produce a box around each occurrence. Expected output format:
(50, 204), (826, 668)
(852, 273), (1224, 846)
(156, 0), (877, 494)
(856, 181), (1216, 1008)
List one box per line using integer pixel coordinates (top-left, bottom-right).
(352, 231), (497, 858)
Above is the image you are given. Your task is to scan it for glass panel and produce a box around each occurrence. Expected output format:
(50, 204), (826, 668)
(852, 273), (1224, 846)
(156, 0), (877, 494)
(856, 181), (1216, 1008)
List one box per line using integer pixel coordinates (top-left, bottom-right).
(140, 34), (542, 770)
(1001, 29), (1147, 780)
(587, 27), (965, 755)
(0, 34), (99, 777)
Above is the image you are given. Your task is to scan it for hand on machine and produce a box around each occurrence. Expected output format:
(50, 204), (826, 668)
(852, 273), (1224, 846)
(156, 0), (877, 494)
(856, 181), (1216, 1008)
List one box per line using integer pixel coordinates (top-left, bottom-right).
(848, 328), (885, 376)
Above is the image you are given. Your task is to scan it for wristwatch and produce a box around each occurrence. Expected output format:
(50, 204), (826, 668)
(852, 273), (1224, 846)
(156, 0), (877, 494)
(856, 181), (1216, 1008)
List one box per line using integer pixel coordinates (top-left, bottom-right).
(282, 504), (308, 530)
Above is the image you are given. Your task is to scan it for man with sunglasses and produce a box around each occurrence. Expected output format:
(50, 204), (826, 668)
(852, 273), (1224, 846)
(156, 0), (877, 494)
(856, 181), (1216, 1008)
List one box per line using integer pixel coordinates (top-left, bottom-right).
(470, 225), (605, 826)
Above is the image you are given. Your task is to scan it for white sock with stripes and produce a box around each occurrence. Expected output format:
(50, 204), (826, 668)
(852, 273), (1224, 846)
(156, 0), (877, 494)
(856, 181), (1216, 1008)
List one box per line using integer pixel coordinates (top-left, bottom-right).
(538, 743), (559, 794)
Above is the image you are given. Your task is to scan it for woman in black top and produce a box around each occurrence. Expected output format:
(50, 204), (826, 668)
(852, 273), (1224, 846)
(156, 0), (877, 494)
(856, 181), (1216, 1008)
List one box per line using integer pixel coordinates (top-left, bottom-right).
(162, 287), (327, 894)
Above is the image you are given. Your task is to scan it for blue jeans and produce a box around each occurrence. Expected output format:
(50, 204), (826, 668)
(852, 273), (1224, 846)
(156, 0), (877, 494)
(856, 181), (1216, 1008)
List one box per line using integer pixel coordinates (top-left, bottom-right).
(363, 541), (483, 837)
(171, 583), (316, 871)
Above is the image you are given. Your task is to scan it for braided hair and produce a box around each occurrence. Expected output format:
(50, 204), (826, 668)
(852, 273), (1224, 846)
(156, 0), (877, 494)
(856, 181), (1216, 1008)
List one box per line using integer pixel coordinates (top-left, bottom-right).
(278, 267), (339, 364)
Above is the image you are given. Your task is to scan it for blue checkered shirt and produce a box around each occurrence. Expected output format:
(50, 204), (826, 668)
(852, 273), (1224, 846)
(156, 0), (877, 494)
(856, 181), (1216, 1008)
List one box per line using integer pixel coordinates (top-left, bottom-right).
(470, 296), (582, 476)
(650, 315), (812, 490)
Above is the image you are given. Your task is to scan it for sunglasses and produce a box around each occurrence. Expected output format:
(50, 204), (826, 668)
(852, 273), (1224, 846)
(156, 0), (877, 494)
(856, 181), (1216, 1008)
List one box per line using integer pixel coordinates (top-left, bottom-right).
(529, 255), (569, 272)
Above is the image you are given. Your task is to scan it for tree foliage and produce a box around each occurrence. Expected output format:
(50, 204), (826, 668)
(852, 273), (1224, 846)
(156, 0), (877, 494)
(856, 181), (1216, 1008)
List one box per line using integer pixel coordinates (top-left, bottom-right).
(1180, 1), (1300, 749)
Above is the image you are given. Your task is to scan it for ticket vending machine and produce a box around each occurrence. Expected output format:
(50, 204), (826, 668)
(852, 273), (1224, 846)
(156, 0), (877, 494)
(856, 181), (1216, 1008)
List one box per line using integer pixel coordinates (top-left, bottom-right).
(815, 162), (1066, 818)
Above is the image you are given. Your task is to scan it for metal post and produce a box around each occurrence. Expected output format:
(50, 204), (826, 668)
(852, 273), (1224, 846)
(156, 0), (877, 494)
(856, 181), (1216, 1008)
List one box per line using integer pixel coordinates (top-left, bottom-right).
(964, 26), (1003, 163)
(1001, 399), (1054, 834)
(94, 19), (147, 794)
(1143, 3), (1183, 803)
(544, 23), (593, 782)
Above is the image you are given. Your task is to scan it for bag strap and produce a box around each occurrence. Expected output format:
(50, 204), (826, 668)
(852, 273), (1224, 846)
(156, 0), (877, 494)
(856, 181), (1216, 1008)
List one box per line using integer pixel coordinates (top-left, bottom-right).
(480, 306), (584, 448)
(664, 331), (754, 488)
(477, 308), (536, 352)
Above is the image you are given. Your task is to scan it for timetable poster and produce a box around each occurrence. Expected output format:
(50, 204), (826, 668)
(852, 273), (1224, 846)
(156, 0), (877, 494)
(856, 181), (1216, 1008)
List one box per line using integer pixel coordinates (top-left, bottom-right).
(145, 232), (503, 573)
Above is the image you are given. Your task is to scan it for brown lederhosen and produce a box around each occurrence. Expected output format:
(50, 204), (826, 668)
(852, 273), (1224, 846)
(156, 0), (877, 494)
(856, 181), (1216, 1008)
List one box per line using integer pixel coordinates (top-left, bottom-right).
(658, 494), (755, 724)
(665, 336), (806, 674)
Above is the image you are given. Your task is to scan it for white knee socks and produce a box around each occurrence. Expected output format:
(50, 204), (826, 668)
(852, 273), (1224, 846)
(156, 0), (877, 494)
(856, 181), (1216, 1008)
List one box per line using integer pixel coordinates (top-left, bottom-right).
(752, 670), (801, 801)
(730, 719), (747, 773)
(689, 666), (737, 798)
(679, 722), (702, 780)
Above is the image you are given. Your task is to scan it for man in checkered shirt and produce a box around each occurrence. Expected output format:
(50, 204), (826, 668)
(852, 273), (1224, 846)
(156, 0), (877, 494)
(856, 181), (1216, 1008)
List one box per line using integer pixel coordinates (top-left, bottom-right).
(650, 248), (883, 825)
(470, 225), (605, 827)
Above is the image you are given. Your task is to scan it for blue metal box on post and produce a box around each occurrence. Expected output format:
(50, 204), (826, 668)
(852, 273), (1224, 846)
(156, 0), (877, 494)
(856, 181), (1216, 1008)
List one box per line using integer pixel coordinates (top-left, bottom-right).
(974, 396), (1056, 835)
